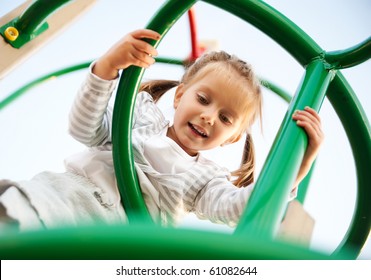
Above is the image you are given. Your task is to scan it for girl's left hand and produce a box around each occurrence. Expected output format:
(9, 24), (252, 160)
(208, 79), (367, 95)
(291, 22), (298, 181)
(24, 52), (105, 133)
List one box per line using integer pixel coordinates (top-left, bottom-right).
(292, 106), (324, 185)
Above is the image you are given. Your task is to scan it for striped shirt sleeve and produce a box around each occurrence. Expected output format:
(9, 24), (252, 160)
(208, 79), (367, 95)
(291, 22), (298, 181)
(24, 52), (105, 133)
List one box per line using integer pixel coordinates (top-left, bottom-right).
(68, 63), (118, 147)
(194, 178), (254, 227)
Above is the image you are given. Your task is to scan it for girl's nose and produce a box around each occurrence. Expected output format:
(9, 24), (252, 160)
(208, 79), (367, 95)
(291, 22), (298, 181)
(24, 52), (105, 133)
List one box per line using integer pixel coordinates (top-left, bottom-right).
(200, 109), (217, 126)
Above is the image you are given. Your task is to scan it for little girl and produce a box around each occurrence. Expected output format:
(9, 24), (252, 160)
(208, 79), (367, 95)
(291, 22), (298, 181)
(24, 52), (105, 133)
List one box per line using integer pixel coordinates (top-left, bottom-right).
(0, 29), (323, 230)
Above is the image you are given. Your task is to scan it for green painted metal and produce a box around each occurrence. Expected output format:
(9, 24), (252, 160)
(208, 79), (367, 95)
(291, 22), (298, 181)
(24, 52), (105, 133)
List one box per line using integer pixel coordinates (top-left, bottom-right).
(235, 60), (334, 238)
(0, 224), (350, 260)
(260, 78), (316, 205)
(0, 61), (91, 110)
(155, 56), (185, 66)
(203, 0), (323, 67)
(0, 60), (292, 113)
(112, 0), (198, 224)
(326, 72), (371, 258)
(0, 0), (71, 48)
(325, 37), (371, 69)
(261, 78), (292, 103)
(0, 18), (48, 48)
(0, 59), (184, 111)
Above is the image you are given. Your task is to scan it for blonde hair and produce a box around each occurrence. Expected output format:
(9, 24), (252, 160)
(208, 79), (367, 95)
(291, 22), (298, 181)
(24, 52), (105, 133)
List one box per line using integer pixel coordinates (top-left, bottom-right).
(140, 51), (262, 187)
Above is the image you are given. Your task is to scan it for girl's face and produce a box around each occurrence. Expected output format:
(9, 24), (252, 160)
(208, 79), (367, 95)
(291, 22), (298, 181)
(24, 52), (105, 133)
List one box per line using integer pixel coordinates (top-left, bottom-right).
(167, 68), (251, 156)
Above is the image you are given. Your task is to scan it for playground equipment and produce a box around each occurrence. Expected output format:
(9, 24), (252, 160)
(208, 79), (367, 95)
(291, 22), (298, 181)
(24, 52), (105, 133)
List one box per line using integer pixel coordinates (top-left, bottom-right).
(0, 0), (370, 259)
(0, 0), (96, 79)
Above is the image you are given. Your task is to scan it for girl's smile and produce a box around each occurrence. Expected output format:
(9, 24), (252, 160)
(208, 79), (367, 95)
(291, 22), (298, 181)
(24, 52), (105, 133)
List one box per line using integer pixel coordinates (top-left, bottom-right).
(188, 122), (209, 138)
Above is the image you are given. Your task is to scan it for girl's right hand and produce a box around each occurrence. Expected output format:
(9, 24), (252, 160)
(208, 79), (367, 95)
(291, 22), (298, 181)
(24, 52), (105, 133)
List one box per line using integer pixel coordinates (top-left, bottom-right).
(93, 29), (161, 80)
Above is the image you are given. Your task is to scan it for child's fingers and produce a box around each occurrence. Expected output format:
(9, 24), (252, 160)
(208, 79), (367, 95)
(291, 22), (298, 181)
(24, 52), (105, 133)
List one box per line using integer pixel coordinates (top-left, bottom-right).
(296, 119), (323, 143)
(303, 106), (321, 123)
(131, 29), (161, 41)
(130, 48), (156, 68)
(293, 107), (321, 129)
(292, 107), (323, 138)
(132, 38), (158, 57)
(131, 29), (161, 56)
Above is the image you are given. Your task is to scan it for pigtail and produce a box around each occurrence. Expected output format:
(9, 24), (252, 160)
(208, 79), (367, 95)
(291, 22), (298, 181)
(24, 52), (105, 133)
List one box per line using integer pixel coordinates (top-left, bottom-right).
(231, 133), (255, 188)
(139, 80), (180, 102)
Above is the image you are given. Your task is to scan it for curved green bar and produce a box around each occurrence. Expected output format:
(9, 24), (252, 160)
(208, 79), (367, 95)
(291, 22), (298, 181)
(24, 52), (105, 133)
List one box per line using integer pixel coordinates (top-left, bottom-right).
(15, 0), (71, 35)
(0, 59), (290, 112)
(261, 78), (292, 103)
(0, 224), (350, 260)
(325, 37), (371, 69)
(203, 0), (322, 66)
(155, 56), (185, 66)
(0, 61), (91, 111)
(112, 0), (198, 223)
(326, 73), (371, 258)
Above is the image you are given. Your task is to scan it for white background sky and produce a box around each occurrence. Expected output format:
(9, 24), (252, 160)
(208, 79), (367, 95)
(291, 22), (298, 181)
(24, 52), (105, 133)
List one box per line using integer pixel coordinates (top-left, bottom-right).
(0, 0), (370, 259)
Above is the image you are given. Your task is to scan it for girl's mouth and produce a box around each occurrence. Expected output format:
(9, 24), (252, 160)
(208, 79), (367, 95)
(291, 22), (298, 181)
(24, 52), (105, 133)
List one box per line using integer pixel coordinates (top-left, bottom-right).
(188, 122), (208, 138)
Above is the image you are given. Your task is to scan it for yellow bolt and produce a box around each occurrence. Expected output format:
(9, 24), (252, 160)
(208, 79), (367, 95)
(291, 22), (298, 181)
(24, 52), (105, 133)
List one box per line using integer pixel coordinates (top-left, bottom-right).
(4, 26), (19, 41)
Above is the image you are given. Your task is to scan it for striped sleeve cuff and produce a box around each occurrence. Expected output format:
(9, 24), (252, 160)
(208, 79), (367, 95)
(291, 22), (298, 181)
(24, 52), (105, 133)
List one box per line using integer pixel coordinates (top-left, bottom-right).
(86, 61), (119, 93)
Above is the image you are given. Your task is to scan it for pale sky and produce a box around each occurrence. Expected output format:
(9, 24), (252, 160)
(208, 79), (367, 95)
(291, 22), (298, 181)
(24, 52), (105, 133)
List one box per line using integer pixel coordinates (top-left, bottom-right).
(0, 0), (370, 259)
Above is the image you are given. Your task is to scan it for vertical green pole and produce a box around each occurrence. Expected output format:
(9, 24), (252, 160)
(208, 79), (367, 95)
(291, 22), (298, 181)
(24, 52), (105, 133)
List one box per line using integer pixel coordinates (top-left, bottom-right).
(112, 0), (197, 224)
(235, 60), (335, 239)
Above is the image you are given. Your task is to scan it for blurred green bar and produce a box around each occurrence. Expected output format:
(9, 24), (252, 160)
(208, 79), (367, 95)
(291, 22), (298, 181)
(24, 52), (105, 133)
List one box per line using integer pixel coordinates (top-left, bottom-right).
(0, 224), (348, 259)
(0, 61), (91, 110)
(112, 0), (198, 224)
(235, 60), (334, 239)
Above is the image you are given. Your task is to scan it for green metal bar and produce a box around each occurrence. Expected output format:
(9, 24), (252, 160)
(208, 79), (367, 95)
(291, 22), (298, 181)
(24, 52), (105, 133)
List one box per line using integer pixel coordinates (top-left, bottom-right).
(0, 60), (293, 114)
(235, 60), (334, 239)
(261, 78), (292, 103)
(15, 0), (71, 35)
(261, 78), (315, 205)
(261, 78), (316, 205)
(112, 0), (198, 224)
(0, 0), (71, 48)
(203, 0), (322, 67)
(326, 72), (371, 259)
(155, 56), (185, 66)
(0, 61), (91, 111)
(325, 37), (371, 69)
(0, 57), (183, 111)
(0, 224), (350, 259)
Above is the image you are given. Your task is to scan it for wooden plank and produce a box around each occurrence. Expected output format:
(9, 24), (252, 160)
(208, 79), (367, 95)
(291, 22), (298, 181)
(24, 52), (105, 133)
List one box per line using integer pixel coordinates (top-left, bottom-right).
(0, 0), (96, 79)
(277, 200), (315, 247)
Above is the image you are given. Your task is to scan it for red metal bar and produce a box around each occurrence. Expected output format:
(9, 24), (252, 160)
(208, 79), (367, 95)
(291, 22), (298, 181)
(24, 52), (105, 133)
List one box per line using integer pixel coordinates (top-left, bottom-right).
(187, 7), (201, 61)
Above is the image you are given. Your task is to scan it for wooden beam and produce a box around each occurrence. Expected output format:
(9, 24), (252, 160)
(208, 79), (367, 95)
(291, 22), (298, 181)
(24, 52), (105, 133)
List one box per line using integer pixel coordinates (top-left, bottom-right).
(277, 200), (315, 247)
(0, 0), (96, 80)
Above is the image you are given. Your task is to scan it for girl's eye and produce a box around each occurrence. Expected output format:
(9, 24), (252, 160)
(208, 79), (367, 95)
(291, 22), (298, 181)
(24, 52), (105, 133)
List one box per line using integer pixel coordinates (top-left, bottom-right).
(220, 114), (231, 124)
(197, 94), (208, 105)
